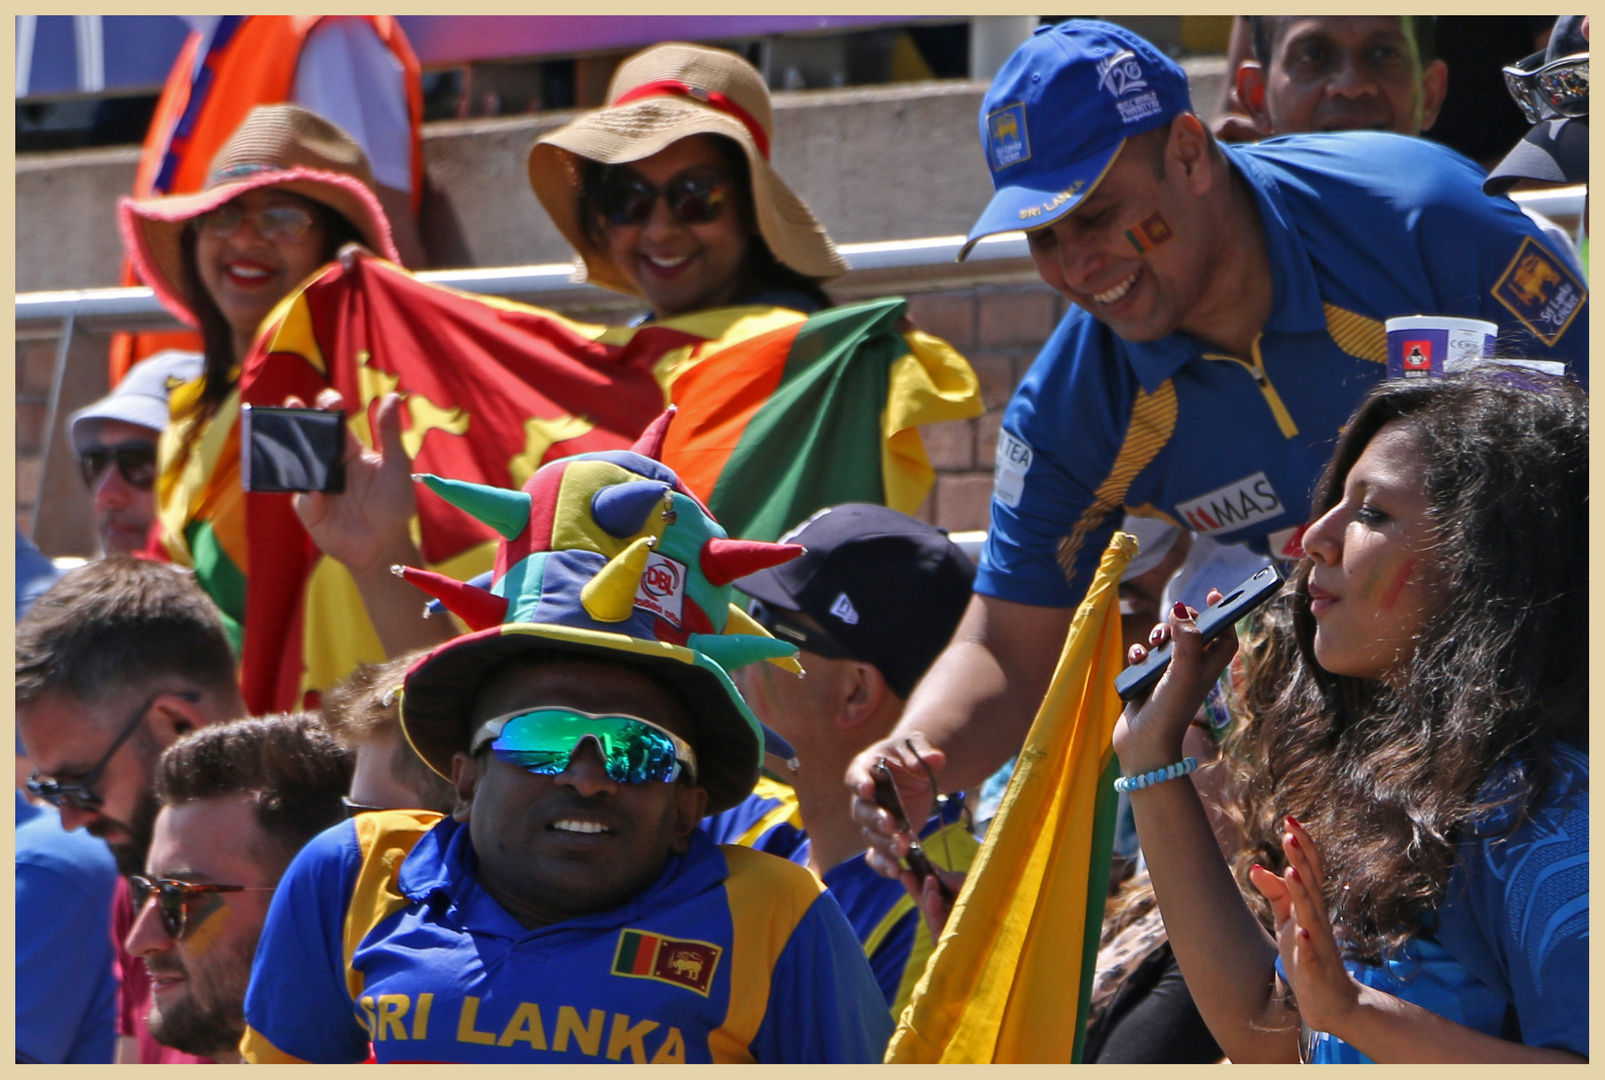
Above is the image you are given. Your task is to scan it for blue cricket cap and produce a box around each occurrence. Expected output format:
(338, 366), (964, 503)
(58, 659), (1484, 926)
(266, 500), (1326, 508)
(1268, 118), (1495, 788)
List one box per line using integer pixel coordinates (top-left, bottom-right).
(959, 20), (1192, 260)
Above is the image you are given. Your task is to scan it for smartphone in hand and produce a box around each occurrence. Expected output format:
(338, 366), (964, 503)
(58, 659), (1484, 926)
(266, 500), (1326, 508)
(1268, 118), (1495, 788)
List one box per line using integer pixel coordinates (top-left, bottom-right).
(241, 405), (346, 494)
(872, 758), (954, 901)
(1114, 564), (1284, 702)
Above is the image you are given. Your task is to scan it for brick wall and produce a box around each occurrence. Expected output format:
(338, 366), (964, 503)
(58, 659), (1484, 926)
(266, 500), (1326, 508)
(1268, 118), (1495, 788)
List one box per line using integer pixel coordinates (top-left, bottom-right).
(905, 281), (1065, 533)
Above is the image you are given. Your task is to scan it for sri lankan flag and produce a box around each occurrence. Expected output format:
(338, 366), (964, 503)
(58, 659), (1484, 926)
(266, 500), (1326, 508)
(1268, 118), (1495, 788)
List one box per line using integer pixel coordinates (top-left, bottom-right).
(885, 532), (1136, 1064)
(157, 248), (981, 714)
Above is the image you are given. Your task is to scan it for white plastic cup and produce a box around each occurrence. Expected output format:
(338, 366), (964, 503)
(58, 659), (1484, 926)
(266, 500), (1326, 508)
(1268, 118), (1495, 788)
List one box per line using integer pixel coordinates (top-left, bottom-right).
(1384, 315), (1496, 379)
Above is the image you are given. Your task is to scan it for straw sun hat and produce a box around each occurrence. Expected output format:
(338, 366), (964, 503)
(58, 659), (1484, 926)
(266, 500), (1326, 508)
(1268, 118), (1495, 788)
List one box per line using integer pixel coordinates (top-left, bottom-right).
(118, 103), (399, 326)
(529, 42), (848, 296)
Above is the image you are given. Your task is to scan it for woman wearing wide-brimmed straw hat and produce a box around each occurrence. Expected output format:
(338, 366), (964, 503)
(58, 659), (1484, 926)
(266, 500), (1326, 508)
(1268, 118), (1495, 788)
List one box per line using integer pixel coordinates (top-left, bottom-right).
(529, 42), (849, 320)
(117, 102), (400, 641)
(121, 102), (399, 428)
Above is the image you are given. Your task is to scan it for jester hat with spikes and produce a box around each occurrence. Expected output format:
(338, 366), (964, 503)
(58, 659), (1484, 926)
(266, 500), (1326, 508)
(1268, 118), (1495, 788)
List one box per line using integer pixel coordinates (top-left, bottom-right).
(397, 408), (804, 814)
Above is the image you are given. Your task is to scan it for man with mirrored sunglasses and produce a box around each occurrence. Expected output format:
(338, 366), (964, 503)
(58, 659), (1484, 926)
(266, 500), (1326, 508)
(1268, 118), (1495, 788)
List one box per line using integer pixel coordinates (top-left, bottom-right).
(125, 712), (351, 1062)
(243, 436), (892, 1063)
(67, 350), (202, 556)
(16, 556), (246, 1065)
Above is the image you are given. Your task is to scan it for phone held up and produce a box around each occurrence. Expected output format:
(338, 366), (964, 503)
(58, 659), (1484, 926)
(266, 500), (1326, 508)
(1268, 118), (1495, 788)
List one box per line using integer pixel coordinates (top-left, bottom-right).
(241, 405), (346, 494)
(871, 758), (955, 902)
(1113, 564), (1284, 703)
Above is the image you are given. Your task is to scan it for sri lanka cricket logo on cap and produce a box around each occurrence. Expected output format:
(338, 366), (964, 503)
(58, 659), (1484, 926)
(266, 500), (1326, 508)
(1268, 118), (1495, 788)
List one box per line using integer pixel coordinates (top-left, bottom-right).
(1493, 237), (1585, 347)
(613, 929), (722, 996)
(986, 103), (1030, 172)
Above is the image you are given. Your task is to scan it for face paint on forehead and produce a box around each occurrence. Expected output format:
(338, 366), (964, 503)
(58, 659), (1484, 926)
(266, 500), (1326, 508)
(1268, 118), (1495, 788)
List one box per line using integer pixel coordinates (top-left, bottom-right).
(1124, 211), (1174, 255)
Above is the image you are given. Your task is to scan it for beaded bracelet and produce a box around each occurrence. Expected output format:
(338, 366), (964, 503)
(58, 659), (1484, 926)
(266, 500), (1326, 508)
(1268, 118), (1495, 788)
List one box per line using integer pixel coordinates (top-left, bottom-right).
(1113, 756), (1199, 793)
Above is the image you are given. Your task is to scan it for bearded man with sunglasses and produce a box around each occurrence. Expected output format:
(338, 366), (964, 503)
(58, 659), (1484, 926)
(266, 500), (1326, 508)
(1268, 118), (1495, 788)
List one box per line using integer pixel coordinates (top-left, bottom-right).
(16, 556), (247, 1064)
(242, 434), (892, 1064)
(123, 712), (352, 1062)
(66, 350), (202, 556)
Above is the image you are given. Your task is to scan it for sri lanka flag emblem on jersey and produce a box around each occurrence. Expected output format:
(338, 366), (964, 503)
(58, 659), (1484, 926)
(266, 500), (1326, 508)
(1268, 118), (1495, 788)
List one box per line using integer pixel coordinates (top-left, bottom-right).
(613, 930), (722, 996)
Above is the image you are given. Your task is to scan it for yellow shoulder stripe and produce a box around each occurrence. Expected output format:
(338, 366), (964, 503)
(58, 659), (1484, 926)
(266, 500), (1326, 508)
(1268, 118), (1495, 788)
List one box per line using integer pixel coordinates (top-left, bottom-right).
(709, 845), (826, 1062)
(734, 778), (805, 848)
(1323, 303), (1387, 364)
(1056, 380), (1179, 585)
(240, 1024), (309, 1064)
(341, 810), (443, 1002)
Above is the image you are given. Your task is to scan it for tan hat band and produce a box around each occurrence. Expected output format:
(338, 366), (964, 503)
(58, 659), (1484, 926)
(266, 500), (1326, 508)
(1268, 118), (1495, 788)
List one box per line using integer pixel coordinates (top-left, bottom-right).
(613, 80), (771, 159)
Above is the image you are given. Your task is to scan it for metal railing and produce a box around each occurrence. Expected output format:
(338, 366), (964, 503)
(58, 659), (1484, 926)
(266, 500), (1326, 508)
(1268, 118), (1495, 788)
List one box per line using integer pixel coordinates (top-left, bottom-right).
(15, 184), (1587, 547)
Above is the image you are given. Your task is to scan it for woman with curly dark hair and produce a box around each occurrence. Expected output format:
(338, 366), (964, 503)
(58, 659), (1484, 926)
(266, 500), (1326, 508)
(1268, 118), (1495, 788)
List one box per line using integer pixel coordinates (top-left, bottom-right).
(1113, 370), (1587, 1063)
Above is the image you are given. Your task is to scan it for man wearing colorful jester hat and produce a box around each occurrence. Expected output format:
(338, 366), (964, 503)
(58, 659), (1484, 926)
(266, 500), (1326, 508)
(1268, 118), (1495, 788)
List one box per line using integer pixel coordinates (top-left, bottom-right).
(241, 411), (894, 1064)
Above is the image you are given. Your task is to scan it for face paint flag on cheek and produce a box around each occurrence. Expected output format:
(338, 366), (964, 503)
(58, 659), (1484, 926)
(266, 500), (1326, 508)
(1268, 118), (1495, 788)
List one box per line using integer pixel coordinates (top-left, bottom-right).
(1124, 211), (1174, 255)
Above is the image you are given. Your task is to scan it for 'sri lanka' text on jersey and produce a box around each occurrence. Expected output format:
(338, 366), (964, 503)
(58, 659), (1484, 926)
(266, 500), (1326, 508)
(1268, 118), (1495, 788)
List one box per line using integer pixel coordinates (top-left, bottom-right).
(241, 810), (892, 1063)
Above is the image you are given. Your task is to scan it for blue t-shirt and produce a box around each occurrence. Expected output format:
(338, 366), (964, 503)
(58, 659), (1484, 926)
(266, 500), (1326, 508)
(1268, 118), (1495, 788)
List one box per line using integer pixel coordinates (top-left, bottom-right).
(1297, 743), (1588, 1063)
(702, 779), (979, 1013)
(243, 810), (891, 1064)
(982, 132), (1589, 610)
(15, 797), (120, 1064)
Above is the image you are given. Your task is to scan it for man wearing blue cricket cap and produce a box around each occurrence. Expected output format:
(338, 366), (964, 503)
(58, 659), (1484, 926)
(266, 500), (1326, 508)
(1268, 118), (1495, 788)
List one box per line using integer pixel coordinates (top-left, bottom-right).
(850, 19), (1589, 891)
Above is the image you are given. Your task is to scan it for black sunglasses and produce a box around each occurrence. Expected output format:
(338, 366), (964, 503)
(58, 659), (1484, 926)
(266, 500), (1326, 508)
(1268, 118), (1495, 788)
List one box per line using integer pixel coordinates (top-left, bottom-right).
(597, 170), (731, 227)
(26, 691), (199, 812)
(1503, 51), (1589, 124)
(79, 442), (158, 491)
(129, 875), (274, 940)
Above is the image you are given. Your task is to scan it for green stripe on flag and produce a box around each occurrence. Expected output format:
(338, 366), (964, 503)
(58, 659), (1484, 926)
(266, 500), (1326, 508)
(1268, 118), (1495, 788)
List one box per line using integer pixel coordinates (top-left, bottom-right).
(1070, 755), (1122, 1063)
(185, 520), (246, 657)
(709, 298), (910, 541)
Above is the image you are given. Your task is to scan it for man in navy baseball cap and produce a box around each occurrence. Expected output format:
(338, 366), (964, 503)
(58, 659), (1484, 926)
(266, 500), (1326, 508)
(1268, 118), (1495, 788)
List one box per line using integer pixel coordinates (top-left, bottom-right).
(852, 18), (1588, 892)
(703, 504), (979, 1015)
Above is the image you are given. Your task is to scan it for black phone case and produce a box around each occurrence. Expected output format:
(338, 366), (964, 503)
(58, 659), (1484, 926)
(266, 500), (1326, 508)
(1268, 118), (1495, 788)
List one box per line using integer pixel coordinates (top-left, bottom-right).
(1114, 564), (1284, 702)
(241, 405), (346, 494)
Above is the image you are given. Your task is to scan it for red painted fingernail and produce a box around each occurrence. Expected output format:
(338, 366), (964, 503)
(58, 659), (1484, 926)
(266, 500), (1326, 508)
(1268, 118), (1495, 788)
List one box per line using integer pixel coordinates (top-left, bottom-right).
(1289, 835), (1301, 849)
(1288, 866), (1301, 882)
(1299, 928), (1311, 941)
(1172, 601), (1190, 619)
(1252, 863), (1266, 873)
(1285, 815), (1301, 829)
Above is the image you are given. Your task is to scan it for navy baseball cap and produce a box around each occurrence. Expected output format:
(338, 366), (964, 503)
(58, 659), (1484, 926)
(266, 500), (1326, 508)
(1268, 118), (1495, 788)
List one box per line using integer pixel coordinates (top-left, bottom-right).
(736, 504), (975, 699)
(959, 20), (1192, 260)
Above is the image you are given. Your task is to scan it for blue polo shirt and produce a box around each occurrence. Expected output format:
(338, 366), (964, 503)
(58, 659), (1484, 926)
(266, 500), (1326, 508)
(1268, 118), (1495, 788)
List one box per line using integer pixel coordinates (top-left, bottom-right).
(702, 778), (979, 1014)
(981, 132), (1589, 609)
(242, 811), (891, 1063)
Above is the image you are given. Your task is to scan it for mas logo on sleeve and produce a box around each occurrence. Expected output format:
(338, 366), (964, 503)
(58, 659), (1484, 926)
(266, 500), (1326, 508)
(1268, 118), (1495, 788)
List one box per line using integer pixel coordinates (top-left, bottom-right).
(612, 930), (721, 996)
(1493, 237), (1586, 347)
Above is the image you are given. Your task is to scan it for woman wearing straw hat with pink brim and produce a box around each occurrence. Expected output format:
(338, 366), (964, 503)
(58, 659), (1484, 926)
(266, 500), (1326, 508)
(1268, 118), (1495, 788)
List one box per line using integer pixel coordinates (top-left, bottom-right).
(117, 102), (400, 643)
(529, 42), (848, 321)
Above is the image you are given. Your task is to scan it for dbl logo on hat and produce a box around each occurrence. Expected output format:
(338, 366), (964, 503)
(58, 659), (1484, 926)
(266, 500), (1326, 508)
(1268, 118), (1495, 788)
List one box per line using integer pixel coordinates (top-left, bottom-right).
(960, 20), (1192, 259)
(393, 408), (806, 814)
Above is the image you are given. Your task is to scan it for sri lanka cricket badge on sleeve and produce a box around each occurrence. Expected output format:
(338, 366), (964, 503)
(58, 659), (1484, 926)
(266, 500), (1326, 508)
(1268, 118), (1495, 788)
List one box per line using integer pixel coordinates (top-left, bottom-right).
(1493, 237), (1585, 346)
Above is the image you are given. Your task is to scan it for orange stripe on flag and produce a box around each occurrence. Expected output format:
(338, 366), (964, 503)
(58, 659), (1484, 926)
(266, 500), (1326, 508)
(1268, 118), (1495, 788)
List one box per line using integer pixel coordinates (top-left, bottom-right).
(660, 323), (802, 503)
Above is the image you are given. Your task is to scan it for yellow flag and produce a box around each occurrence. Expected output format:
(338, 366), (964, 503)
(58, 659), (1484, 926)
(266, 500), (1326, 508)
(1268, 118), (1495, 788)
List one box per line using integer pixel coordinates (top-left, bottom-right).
(885, 530), (1138, 1063)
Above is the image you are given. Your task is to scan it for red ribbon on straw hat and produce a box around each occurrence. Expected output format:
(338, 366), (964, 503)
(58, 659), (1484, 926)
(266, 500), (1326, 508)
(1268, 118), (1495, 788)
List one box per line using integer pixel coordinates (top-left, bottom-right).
(613, 80), (771, 160)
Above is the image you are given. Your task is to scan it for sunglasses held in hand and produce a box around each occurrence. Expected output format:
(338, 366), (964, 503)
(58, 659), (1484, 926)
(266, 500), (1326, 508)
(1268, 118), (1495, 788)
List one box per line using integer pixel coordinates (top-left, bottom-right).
(1503, 52), (1589, 124)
